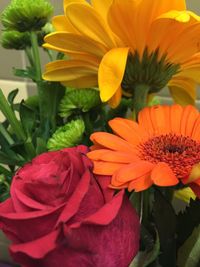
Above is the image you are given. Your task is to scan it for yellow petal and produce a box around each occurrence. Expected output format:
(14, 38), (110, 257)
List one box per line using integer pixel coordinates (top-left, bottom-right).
(187, 163), (200, 183)
(108, 87), (122, 108)
(52, 15), (79, 33)
(158, 10), (200, 23)
(66, 3), (116, 48)
(43, 60), (98, 81)
(44, 32), (108, 57)
(99, 47), (130, 102)
(168, 76), (196, 105)
(166, 23), (200, 62)
(108, 0), (139, 51)
(63, 0), (88, 9)
(135, 0), (186, 55)
(174, 187), (196, 203)
(62, 75), (98, 88)
(91, 0), (112, 21)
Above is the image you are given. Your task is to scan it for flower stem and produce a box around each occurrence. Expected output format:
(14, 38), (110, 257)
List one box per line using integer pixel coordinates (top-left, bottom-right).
(30, 32), (42, 82)
(132, 84), (150, 119)
(25, 47), (34, 67)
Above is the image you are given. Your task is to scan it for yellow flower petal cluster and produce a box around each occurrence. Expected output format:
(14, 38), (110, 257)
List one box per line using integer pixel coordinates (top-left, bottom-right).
(43, 0), (200, 107)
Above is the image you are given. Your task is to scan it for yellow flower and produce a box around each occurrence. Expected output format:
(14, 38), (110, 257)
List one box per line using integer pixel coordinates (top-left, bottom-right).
(43, 0), (200, 108)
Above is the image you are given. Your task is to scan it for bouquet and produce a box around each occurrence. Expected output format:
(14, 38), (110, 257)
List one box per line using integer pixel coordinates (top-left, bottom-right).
(0, 0), (200, 266)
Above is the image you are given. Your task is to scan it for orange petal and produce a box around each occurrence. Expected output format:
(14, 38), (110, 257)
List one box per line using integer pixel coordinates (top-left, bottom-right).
(149, 105), (170, 134)
(92, 161), (125, 175)
(138, 106), (154, 136)
(180, 105), (199, 137)
(108, 117), (146, 145)
(128, 174), (153, 192)
(112, 161), (154, 186)
(90, 132), (137, 153)
(52, 15), (79, 33)
(169, 104), (183, 134)
(151, 162), (179, 186)
(191, 115), (200, 141)
(87, 149), (138, 163)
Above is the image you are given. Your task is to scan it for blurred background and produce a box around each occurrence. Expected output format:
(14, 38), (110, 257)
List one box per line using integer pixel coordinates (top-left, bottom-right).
(0, 0), (200, 106)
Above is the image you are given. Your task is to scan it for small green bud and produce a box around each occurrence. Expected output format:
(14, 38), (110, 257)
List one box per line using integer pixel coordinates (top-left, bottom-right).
(59, 88), (101, 118)
(1, 0), (53, 32)
(37, 22), (54, 46)
(47, 119), (85, 151)
(1, 30), (30, 50)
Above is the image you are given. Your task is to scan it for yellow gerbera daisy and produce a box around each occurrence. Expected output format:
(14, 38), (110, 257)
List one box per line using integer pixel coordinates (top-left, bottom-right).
(43, 0), (200, 109)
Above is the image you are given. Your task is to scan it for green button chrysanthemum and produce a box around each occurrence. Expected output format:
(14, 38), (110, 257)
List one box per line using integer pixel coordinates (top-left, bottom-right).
(1, 30), (31, 50)
(47, 119), (85, 151)
(1, 0), (53, 32)
(59, 89), (101, 118)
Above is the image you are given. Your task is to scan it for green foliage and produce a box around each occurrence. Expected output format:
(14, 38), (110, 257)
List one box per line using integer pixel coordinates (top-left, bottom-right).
(177, 198), (200, 247)
(177, 225), (200, 267)
(152, 189), (177, 267)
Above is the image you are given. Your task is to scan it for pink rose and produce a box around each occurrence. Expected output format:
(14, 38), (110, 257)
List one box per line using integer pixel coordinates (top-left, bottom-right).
(0, 146), (140, 267)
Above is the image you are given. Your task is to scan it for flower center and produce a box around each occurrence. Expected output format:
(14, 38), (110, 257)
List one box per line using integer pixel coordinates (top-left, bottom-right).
(138, 134), (200, 179)
(121, 48), (180, 96)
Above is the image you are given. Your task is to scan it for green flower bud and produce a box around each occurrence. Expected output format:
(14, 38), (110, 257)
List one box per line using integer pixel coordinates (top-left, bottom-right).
(47, 119), (85, 151)
(1, 0), (53, 32)
(59, 88), (101, 118)
(37, 22), (54, 46)
(1, 30), (30, 50)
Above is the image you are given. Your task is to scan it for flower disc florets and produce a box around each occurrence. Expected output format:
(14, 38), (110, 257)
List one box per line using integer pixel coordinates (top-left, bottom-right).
(122, 48), (180, 95)
(1, 0), (53, 32)
(139, 133), (200, 179)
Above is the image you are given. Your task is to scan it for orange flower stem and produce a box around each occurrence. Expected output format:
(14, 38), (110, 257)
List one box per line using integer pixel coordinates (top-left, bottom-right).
(132, 84), (150, 119)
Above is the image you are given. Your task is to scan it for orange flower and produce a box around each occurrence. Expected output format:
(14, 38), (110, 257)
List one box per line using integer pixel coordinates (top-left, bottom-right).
(87, 105), (200, 196)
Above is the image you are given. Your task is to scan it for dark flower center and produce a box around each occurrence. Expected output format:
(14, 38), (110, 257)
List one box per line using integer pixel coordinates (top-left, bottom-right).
(138, 133), (200, 179)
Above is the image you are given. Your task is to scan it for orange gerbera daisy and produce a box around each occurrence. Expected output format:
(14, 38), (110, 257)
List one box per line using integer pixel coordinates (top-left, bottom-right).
(87, 105), (200, 197)
(43, 0), (200, 109)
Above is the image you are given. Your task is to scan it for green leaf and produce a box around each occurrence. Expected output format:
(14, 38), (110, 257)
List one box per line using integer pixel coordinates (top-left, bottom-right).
(13, 67), (36, 80)
(152, 189), (177, 267)
(19, 101), (36, 136)
(36, 137), (47, 155)
(177, 225), (200, 267)
(0, 151), (24, 166)
(7, 89), (19, 106)
(177, 198), (200, 247)
(129, 191), (141, 215)
(129, 230), (160, 267)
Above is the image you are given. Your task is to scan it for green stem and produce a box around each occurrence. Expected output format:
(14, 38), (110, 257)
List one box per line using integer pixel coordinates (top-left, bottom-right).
(0, 89), (26, 141)
(0, 123), (14, 145)
(25, 47), (34, 67)
(132, 84), (150, 119)
(30, 32), (42, 82)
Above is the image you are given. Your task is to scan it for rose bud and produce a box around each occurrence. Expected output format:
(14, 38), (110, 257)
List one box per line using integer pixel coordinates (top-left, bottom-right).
(0, 146), (140, 267)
